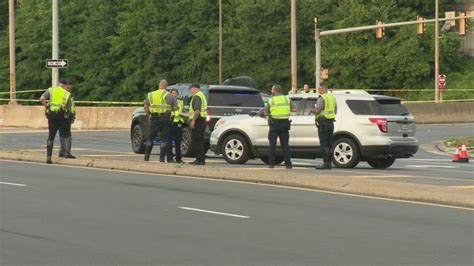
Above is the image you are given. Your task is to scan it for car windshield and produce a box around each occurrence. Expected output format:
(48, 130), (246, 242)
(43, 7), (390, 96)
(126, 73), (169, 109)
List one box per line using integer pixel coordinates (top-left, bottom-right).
(208, 90), (264, 107)
(346, 99), (409, 116)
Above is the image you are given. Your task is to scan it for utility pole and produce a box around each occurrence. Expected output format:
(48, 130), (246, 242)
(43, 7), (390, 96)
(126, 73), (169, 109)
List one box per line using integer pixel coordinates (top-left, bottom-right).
(314, 17), (321, 89)
(434, 0), (440, 103)
(219, 0), (223, 84)
(9, 0), (16, 104)
(52, 0), (59, 87)
(290, 0), (297, 93)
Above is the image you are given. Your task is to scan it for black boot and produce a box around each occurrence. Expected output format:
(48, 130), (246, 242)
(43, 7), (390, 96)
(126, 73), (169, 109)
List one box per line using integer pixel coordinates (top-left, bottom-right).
(64, 137), (76, 159)
(46, 140), (53, 164)
(59, 137), (66, 157)
(316, 153), (332, 170)
(144, 141), (152, 161)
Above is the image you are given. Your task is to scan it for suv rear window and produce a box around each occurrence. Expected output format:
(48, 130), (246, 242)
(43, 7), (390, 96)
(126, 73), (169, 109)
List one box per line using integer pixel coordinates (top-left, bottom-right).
(346, 99), (410, 116)
(208, 90), (264, 107)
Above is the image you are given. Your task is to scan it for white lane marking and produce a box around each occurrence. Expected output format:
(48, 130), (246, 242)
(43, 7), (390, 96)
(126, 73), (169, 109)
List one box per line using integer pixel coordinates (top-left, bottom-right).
(80, 154), (143, 157)
(178, 207), (250, 219)
(449, 185), (474, 189)
(1, 159), (472, 211)
(407, 165), (458, 169)
(0, 181), (27, 187)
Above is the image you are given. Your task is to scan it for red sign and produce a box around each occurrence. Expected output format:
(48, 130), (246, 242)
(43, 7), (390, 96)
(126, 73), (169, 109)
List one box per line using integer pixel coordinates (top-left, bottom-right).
(438, 74), (446, 91)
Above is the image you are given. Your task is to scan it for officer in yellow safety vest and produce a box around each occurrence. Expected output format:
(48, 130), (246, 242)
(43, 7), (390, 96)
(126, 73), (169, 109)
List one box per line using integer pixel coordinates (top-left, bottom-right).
(167, 88), (185, 163)
(58, 83), (76, 159)
(143, 79), (177, 162)
(39, 79), (73, 164)
(188, 83), (208, 165)
(310, 84), (337, 169)
(263, 84), (298, 169)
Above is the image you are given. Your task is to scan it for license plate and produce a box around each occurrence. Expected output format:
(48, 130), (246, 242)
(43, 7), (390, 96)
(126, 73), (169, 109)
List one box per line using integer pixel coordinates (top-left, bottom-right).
(401, 124), (408, 130)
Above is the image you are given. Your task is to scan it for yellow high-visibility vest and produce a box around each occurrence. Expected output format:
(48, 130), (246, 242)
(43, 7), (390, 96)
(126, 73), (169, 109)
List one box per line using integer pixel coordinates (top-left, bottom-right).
(189, 91), (208, 120)
(172, 99), (185, 123)
(48, 87), (70, 112)
(148, 89), (171, 114)
(269, 95), (291, 120)
(316, 93), (336, 120)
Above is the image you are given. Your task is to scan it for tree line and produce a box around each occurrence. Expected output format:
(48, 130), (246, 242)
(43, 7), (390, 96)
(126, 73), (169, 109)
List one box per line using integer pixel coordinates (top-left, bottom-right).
(0, 0), (471, 102)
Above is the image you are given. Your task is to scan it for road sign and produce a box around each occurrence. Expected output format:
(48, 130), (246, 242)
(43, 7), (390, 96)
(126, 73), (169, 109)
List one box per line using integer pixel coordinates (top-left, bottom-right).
(46, 59), (68, 68)
(438, 74), (446, 91)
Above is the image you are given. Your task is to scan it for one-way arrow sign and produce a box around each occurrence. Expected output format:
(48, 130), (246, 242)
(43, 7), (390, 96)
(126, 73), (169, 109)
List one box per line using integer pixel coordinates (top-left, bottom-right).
(46, 59), (68, 68)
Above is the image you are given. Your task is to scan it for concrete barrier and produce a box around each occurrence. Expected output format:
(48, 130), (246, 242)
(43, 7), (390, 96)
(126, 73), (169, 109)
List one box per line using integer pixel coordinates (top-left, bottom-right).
(404, 102), (474, 124)
(0, 105), (137, 129)
(0, 102), (472, 129)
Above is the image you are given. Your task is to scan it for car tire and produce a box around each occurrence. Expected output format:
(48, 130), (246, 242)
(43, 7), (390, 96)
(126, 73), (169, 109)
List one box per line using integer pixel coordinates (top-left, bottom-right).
(367, 157), (396, 169)
(332, 138), (360, 168)
(181, 127), (194, 157)
(221, 134), (250, 164)
(131, 124), (146, 154)
(260, 156), (284, 165)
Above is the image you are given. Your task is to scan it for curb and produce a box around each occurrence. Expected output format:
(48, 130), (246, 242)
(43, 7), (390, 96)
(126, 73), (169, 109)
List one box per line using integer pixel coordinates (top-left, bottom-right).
(1, 150), (473, 209)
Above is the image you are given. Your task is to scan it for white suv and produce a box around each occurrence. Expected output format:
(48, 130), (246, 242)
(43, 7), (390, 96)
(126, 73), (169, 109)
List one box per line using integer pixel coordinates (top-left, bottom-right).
(210, 91), (418, 169)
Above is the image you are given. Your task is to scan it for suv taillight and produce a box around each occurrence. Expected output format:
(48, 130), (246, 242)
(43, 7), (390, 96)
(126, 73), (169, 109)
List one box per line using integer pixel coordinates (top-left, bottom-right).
(369, 118), (387, 133)
(206, 110), (211, 125)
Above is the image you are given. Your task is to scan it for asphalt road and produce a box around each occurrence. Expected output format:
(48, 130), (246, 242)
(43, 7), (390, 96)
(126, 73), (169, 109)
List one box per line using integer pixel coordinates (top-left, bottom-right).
(1, 123), (473, 188)
(1, 160), (473, 265)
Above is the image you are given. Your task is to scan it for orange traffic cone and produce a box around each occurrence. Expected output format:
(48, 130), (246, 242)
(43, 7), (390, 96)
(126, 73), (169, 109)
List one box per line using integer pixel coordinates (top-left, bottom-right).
(459, 144), (469, 163)
(452, 145), (461, 162)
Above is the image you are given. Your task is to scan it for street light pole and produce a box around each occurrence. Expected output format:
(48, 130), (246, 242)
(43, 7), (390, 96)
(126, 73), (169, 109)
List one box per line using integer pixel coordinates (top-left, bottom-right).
(9, 0), (16, 104)
(52, 0), (59, 87)
(218, 0), (223, 84)
(314, 17), (321, 89)
(290, 0), (297, 93)
(434, 0), (440, 103)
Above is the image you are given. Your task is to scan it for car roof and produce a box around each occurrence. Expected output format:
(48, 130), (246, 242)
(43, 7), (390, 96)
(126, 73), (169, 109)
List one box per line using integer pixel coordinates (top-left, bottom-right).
(288, 92), (401, 101)
(208, 85), (259, 92)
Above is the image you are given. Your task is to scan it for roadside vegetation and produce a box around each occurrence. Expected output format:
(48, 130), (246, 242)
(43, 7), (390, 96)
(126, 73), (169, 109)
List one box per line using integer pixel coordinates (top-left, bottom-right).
(0, 0), (472, 104)
(444, 136), (474, 148)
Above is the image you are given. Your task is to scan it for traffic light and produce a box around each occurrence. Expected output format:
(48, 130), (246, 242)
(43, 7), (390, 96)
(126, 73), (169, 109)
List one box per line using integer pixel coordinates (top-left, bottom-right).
(417, 16), (425, 36)
(376, 20), (385, 39)
(459, 12), (466, 36)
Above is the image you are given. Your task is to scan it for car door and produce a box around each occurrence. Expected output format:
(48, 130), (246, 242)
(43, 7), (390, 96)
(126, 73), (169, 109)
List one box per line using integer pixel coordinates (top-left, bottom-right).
(292, 97), (319, 148)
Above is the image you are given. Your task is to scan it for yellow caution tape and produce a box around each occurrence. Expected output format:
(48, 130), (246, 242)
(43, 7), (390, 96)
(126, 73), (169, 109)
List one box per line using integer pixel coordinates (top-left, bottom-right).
(0, 89), (45, 95)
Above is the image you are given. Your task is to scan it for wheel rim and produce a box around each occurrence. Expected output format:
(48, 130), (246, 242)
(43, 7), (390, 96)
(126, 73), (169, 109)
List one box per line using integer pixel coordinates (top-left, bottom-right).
(334, 142), (353, 165)
(224, 139), (244, 160)
(132, 128), (142, 149)
(181, 130), (191, 153)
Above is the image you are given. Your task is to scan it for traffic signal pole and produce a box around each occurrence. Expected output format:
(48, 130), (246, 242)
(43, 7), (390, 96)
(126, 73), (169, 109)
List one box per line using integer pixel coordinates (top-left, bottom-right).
(314, 15), (472, 102)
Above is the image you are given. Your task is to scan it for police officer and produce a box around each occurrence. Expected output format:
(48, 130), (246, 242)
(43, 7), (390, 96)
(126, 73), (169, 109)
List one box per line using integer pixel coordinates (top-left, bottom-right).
(303, 84), (311, 93)
(264, 84), (297, 169)
(143, 79), (177, 162)
(59, 84), (76, 159)
(189, 83), (207, 165)
(167, 88), (185, 163)
(310, 84), (337, 170)
(39, 79), (73, 164)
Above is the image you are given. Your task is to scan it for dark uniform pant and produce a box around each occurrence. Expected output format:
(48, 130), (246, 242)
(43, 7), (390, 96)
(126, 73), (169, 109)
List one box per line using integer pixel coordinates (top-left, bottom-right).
(47, 111), (68, 157)
(167, 122), (183, 161)
(317, 119), (334, 165)
(268, 119), (292, 167)
(145, 114), (171, 161)
(191, 118), (206, 163)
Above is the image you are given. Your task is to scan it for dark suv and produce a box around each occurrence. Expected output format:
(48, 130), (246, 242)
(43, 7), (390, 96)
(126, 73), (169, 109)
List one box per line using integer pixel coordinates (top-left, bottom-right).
(130, 84), (264, 156)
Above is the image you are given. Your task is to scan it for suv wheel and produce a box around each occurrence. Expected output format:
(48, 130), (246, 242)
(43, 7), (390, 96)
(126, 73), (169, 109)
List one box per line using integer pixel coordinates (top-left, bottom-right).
(131, 124), (145, 154)
(332, 138), (360, 168)
(221, 134), (250, 164)
(367, 157), (395, 169)
(260, 156), (284, 165)
(181, 127), (194, 157)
